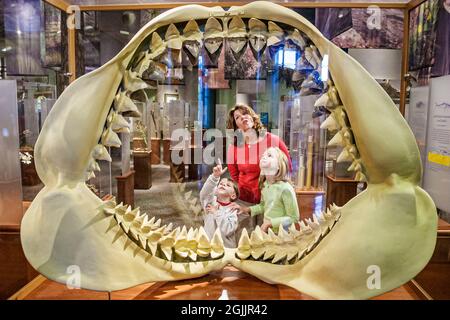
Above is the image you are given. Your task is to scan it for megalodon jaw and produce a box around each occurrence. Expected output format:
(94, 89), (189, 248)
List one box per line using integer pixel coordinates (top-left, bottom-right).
(20, 1), (437, 299)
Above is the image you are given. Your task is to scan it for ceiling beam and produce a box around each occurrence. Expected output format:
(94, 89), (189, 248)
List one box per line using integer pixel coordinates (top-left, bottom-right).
(77, 1), (408, 11)
(43, 0), (70, 12)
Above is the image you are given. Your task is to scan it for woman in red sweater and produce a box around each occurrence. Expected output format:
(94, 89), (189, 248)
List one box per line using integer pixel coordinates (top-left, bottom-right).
(226, 103), (292, 205)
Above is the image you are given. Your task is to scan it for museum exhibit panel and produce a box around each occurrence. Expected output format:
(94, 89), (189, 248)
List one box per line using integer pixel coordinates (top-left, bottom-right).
(0, 0), (449, 300)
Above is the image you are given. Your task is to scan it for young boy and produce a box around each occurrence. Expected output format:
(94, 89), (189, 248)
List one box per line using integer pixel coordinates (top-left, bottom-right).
(199, 160), (240, 248)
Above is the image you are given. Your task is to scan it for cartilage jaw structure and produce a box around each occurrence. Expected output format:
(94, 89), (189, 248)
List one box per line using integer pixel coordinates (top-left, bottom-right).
(21, 1), (437, 299)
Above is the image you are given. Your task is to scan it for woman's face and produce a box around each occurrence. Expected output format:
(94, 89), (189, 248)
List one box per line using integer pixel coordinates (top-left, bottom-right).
(233, 109), (254, 132)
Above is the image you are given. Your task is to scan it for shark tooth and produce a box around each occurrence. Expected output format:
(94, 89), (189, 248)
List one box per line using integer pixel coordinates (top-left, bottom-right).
(237, 229), (251, 259)
(288, 223), (301, 237)
(196, 227), (211, 257)
(146, 240), (157, 255)
(286, 28), (306, 49)
(128, 227), (140, 241)
(114, 203), (127, 216)
(160, 246), (173, 260)
(153, 218), (162, 229)
(311, 45), (321, 62)
(149, 32), (166, 60)
(88, 158), (101, 172)
(272, 251), (287, 264)
(123, 70), (151, 92)
(210, 229), (224, 259)
(114, 91), (141, 116)
(314, 92), (330, 107)
(110, 113), (130, 133)
(85, 171), (95, 180)
(348, 145), (358, 156)
(327, 131), (344, 147)
(101, 126), (122, 148)
(174, 227), (189, 258)
(320, 114), (340, 131)
(355, 171), (367, 182)
(101, 198), (117, 215)
(304, 46), (319, 69)
(263, 249), (276, 261)
(137, 234), (147, 249)
(92, 144), (112, 162)
(343, 128), (353, 140)
(277, 226), (293, 243)
(267, 21), (284, 47)
(134, 51), (152, 76)
(337, 149), (353, 163)
(348, 159), (362, 172)
(250, 226), (264, 246)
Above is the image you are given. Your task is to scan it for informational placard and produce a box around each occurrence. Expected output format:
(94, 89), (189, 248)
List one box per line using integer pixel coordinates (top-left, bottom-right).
(408, 86), (430, 168)
(423, 75), (450, 213)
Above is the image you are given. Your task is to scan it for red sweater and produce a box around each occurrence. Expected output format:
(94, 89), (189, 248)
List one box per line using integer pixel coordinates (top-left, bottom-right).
(227, 133), (292, 204)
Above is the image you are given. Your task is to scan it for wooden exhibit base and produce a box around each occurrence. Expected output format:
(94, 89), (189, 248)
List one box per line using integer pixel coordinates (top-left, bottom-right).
(326, 174), (365, 208)
(133, 151), (152, 190)
(188, 146), (202, 181)
(9, 265), (425, 300)
(162, 139), (171, 165)
(169, 147), (185, 183)
(116, 170), (135, 207)
(295, 188), (326, 221)
(413, 219), (450, 300)
(151, 138), (161, 164)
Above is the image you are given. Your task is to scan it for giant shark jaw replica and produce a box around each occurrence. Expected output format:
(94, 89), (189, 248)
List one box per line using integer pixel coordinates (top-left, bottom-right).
(21, 1), (437, 299)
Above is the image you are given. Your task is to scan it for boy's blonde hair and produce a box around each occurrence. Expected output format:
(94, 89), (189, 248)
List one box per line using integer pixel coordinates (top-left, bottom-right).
(259, 147), (289, 187)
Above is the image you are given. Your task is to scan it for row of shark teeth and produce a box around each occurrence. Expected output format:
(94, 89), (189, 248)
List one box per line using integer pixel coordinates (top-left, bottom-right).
(236, 204), (342, 264)
(84, 66), (146, 181)
(100, 198), (225, 262)
(316, 81), (367, 182)
(130, 18), (321, 89)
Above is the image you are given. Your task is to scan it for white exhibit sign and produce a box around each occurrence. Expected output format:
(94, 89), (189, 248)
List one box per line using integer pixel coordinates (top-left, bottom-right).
(408, 86), (430, 169)
(423, 75), (450, 213)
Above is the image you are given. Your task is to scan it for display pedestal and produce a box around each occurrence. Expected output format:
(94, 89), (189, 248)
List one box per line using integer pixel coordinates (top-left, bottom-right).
(116, 170), (135, 207)
(151, 138), (161, 164)
(20, 147), (41, 186)
(326, 174), (364, 208)
(162, 139), (171, 165)
(295, 188), (325, 221)
(188, 146), (202, 181)
(9, 265), (425, 300)
(169, 147), (185, 183)
(133, 151), (152, 190)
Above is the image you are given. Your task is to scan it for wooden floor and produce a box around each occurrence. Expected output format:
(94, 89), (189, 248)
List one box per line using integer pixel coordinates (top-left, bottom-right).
(10, 266), (423, 300)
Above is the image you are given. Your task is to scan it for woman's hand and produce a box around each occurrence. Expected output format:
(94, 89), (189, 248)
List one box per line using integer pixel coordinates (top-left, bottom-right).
(229, 203), (251, 215)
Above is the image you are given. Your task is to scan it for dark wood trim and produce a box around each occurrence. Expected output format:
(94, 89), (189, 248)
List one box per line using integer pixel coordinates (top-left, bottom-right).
(407, 0), (429, 10)
(43, 0), (69, 11)
(0, 224), (21, 233)
(406, 280), (433, 300)
(78, 1), (408, 11)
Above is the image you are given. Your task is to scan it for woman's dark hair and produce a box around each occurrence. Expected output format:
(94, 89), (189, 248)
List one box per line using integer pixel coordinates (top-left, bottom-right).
(227, 103), (266, 146)
(227, 103), (264, 132)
